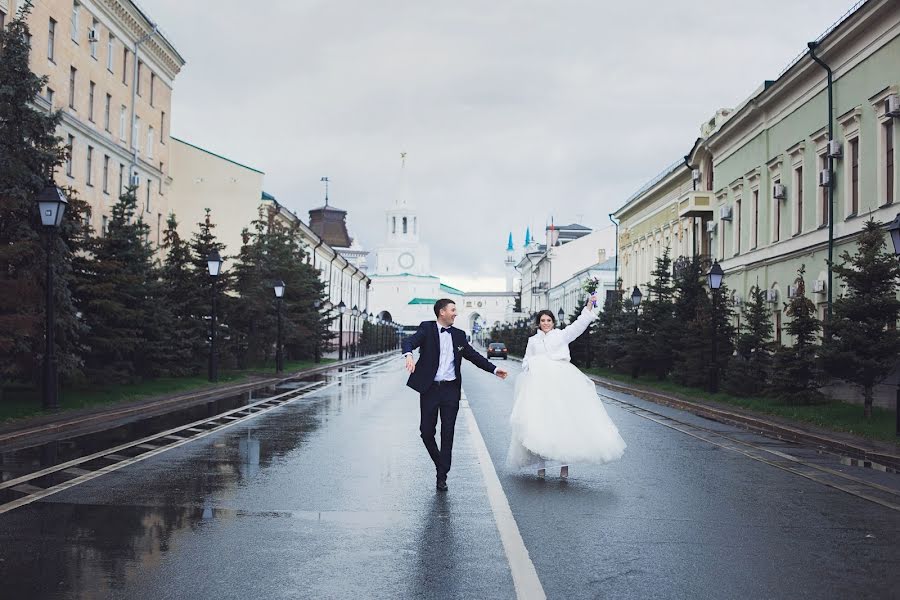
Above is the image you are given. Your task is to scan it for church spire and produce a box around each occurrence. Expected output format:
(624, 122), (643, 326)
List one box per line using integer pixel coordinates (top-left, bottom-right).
(506, 232), (514, 252)
(524, 227), (531, 247)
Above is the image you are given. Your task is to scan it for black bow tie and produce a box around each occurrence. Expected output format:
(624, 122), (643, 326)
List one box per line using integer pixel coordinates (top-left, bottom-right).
(440, 327), (451, 333)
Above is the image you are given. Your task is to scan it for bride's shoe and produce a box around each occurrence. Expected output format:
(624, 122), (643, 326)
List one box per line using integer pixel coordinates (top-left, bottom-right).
(537, 468), (545, 478)
(560, 465), (569, 478)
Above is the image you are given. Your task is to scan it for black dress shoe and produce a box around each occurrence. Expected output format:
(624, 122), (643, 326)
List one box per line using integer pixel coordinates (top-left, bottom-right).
(436, 479), (448, 491)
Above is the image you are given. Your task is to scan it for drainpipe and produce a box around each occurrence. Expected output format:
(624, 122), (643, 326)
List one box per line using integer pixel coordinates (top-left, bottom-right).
(808, 41), (834, 338)
(609, 213), (619, 292)
(130, 24), (157, 215)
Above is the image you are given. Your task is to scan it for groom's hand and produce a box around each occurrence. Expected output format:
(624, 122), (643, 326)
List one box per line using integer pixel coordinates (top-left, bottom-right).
(494, 368), (508, 380)
(405, 355), (416, 373)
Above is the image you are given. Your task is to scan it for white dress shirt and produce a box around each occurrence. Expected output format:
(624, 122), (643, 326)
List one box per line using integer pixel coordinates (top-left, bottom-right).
(435, 323), (456, 382)
(521, 305), (598, 372)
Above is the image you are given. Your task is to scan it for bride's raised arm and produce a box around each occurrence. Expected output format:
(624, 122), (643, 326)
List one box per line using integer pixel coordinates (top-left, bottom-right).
(560, 297), (598, 346)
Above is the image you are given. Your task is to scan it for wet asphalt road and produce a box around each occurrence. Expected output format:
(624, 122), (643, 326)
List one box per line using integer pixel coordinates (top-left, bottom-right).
(0, 357), (898, 599)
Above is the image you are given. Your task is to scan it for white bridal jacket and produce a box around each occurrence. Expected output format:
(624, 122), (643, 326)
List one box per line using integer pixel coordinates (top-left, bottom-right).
(521, 305), (598, 372)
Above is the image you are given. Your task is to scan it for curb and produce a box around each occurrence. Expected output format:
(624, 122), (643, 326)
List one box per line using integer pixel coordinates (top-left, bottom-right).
(586, 374), (900, 472)
(0, 353), (393, 450)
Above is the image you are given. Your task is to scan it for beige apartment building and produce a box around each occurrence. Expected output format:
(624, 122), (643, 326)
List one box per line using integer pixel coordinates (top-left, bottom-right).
(9, 0), (184, 244)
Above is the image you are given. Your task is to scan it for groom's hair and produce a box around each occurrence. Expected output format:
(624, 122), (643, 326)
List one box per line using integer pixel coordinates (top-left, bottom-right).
(434, 298), (455, 317)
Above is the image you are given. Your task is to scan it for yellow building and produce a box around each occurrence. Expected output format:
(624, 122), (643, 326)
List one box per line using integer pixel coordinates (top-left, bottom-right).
(12, 0), (184, 244)
(168, 137), (266, 260)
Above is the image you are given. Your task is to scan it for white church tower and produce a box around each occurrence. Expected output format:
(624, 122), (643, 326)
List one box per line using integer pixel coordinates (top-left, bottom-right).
(374, 154), (431, 275)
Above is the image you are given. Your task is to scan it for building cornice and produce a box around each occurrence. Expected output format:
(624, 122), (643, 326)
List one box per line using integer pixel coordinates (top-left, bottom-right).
(96, 0), (186, 81)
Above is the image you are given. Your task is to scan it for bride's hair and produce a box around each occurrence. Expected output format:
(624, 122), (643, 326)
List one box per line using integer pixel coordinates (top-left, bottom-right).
(535, 310), (556, 328)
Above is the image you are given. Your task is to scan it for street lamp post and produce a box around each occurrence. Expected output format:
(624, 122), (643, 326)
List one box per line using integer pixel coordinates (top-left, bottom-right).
(707, 261), (725, 394)
(37, 182), (68, 411)
(350, 304), (359, 358)
(313, 299), (322, 364)
(273, 280), (285, 374)
(886, 213), (900, 436)
(630, 286), (642, 378)
(337, 301), (346, 360)
(206, 250), (223, 382)
(361, 310), (368, 355)
(557, 307), (565, 324)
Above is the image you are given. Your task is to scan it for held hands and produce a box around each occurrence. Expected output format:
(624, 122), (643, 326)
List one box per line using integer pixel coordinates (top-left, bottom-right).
(494, 368), (508, 380)
(405, 355), (415, 373)
(585, 293), (598, 311)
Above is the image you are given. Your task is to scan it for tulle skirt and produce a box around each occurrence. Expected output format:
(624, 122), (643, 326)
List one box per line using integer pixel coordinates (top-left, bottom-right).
(507, 355), (626, 469)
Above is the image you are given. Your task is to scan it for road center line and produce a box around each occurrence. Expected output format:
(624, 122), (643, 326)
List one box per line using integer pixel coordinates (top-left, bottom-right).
(460, 388), (546, 600)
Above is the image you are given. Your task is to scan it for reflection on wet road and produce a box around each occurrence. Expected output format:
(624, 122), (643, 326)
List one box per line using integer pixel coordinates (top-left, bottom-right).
(0, 356), (898, 599)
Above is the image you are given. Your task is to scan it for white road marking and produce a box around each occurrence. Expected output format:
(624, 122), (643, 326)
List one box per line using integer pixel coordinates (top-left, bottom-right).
(461, 389), (546, 600)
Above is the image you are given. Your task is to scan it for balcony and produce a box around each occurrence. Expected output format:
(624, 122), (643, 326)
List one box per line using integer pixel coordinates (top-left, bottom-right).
(678, 190), (716, 219)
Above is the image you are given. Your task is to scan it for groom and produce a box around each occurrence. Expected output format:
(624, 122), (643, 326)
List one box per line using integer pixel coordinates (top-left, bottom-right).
(402, 299), (508, 491)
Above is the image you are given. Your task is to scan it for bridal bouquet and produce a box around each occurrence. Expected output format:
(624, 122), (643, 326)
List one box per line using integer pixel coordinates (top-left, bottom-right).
(582, 277), (600, 307)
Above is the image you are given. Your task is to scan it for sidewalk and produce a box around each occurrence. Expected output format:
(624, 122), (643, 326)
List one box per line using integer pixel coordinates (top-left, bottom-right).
(0, 353), (391, 450)
(505, 355), (900, 471)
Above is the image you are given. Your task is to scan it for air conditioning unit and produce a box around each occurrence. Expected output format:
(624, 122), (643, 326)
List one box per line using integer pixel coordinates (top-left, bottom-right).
(885, 94), (900, 118)
(766, 289), (778, 303)
(88, 28), (99, 43)
(733, 295), (743, 307)
(827, 139), (842, 158)
(773, 183), (787, 200)
(719, 205), (733, 221)
(813, 279), (826, 293)
(818, 169), (832, 187)
(706, 221), (717, 233)
(129, 173), (140, 187)
(692, 169), (702, 182)
(787, 285), (800, 299)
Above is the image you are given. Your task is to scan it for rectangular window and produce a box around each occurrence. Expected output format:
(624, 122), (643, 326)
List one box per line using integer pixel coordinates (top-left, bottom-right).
(66, 135), (74, 177)
(735, 198), (741, 255)
(107, 33), (115, 71)
(70, 2), (79, 42)
(119, 105), (127, 141)
(160, 111), (166, 143)
(886, 122), (895, 205)
(752, 189), (759, 248)
(157, 213), (162, 246)
(773, 179), (780, 243)
(133, 115), (140, 150)
(122, 48), (129, 84)
(101, 215), (108, 237)
(146, 180), (152, 212)
(0, 10), (6, 30)
(150, 73), (155, 106)
(88, 81), (95, 122)
(147, 126), (154, 159)
(86, 146), (93, 185)
(118, 163), (124, 196)
(102, 155), (110, 193)
(46, 87), (54, 106)
(159, 162), (164, 195)
(89, 19), (98, 58)
(104, 93), (111, 131)
(819, 154), (829, 227)
(795, 166), (803, 235)
(48, 18), (56, 61)
(68, 67), (76, 109)
(136, 61), (142, 96)
(850, 138), (859, 215)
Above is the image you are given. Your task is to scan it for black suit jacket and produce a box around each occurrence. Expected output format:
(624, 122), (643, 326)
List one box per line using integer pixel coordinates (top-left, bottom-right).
(401, 321), (497, 394)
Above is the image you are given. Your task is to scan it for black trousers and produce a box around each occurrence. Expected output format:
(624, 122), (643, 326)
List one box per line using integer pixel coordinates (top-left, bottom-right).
(419, 380), (461, 479)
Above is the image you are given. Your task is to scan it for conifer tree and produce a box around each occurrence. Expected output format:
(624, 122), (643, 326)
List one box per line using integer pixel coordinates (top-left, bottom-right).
(822, 219), (900, 417)
(769, 266), (823, 404)
(0, 2), (86, 391)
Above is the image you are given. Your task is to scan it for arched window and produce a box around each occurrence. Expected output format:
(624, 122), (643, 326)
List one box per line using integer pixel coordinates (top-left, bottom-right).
(402, 217), (408, 234)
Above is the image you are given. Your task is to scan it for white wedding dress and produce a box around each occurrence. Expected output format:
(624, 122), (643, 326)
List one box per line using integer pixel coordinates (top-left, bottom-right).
(507, 305), (627, 469)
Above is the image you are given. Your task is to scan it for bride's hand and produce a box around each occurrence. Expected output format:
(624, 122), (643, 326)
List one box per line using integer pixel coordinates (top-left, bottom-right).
(585, 294), (597, 310)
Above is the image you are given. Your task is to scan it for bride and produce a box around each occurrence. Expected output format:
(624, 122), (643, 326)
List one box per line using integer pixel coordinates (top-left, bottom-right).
(507, 294), (626, 478)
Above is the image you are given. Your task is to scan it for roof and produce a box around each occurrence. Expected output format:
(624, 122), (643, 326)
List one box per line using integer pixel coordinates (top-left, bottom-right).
(440, 283), (465, 295)
(261, 191), (276, 201)
(369, 273), (440, 279)
(171, 137), (265, 174)
(408, 298), (438, 305)
(548, 223), (591, 231)
(308, 204), (347, 214)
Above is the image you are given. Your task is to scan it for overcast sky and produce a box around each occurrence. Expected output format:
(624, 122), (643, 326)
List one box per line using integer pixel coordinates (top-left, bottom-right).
(144, 0), (855, 291)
